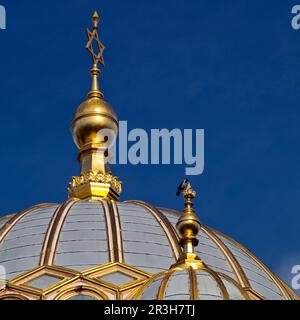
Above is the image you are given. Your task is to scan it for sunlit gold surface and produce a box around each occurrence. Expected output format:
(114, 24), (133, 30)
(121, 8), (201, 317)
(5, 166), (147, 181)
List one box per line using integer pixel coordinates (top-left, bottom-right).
(68, 11), (121, 201)
(71, 98), (118, 150)
(68, 174), (121, 201)
(175, 183), (203, 266)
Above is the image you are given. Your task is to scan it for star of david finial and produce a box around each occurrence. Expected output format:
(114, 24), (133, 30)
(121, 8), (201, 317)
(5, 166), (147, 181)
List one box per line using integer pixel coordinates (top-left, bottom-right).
(86, 11), (105, 67)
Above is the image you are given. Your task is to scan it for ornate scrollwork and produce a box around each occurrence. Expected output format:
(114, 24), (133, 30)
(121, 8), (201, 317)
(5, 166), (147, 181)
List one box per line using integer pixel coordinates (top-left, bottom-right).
(68, 171), (122, 196)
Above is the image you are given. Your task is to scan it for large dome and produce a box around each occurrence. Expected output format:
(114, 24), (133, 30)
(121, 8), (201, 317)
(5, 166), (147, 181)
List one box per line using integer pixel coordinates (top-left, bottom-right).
(0, 200), (297, 300)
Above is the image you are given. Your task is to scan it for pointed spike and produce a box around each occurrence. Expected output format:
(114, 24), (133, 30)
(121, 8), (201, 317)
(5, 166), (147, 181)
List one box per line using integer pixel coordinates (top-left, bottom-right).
(92, 11), (100, 28)
(93, 11), (99, 19)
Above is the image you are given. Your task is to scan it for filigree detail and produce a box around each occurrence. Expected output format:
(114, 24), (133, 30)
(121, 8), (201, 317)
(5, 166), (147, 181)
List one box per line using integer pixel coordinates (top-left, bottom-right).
(68, 171), (122, 196)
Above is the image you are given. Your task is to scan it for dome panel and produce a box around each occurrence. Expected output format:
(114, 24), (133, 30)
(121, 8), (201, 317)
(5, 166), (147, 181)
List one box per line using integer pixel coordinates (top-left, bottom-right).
(117, 203), (176, 274)
(55, 201), (109, 271)
(100, 271), (135, 286)
(139, 276), (164, 300)
(164, 270), (190, 300)
(25, 274), (62, 290)
(220, 276), (246, 300)
(217, 234), (284, 300)
(0, 205), (59, 280)
(196, 270), (223, 300)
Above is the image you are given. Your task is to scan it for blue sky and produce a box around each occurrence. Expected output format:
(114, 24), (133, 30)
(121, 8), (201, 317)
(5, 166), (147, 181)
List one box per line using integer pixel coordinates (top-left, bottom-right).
(0, 1), (299, 293)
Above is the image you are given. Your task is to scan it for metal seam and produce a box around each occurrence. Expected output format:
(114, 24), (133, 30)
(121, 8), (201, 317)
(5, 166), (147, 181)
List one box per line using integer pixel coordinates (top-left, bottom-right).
(203, 267), (229, 300)
(40, 199), (78, 266)
(125, 201), (181, 261)
(208, 227), (291, 300)
(111, 200), (124, 263)
(157, 270), (173, 300)
(0, 203), (56, 245)
(101, 199), (116, 263)
(189, 267), (198, 300)
(201, 226), (251, 288)
(106, 199), (120, 262)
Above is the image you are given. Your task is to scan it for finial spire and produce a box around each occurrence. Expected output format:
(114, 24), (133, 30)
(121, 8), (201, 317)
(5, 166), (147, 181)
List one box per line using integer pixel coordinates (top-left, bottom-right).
(68, 12), (121, 202)
(92, 11), (99, 29)
(86, 11), (105, 98)
(174, 180), (204, 268)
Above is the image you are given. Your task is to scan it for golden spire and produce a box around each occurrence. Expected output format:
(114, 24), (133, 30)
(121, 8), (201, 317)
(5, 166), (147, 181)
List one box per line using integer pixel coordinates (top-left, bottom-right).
(68, 11), (122, 201)
(173, 181), (205, 269)
(86, 11), (105, 99)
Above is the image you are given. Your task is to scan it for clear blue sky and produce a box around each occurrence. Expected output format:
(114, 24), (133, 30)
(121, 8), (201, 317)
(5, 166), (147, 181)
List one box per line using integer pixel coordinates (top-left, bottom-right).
(0, 0), (299, 292)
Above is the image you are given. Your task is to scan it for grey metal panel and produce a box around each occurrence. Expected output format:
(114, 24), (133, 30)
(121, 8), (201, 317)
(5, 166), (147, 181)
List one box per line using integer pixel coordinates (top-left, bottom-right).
(218, 235), (283, 300)
(165, 294), (190, 300)
(0, 244), (42, 261)
(55, 252), (108, 271)
(122, 231), (169, 243)
(57, 230), (107, 242)
(118, 203), (175, 273)
(165, 270), (190, 300)
(198, 294), (223, 300)
(2, 234), (49, 248)
(122, 252), (174, 274)
(123, 242), (173, 257)
(0, 205), (59, 280)
(157, 210), (179, 225)
(220, 277), (245, 300)
(26, 275), (62, 289)
(140, 276), (164, 300)
(100, 272), (135, 286)
(121, 222), (163, 234)
(2, 257), (40, 279)
(55, 202), (108, 271)
(196, 270), (222, 300)
(161, 210), (237, 280)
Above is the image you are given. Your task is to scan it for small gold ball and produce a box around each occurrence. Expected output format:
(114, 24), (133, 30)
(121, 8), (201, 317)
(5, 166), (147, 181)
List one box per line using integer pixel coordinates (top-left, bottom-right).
(176, 212), (201, 237)
(71, 97), (118, 149)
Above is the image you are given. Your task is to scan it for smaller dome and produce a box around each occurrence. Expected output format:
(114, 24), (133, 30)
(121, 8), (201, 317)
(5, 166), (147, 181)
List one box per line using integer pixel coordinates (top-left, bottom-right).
(71, 96), (118, 149)
(134, 266), (248, 300)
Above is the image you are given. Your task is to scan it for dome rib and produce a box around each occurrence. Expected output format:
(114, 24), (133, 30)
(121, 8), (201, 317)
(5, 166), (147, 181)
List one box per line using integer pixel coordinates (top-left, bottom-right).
(201, 226), (250, 288)
(188, 267), (198, 299)
(277, 277), (300, 300)
(0, 203), (57, 245)
(125, 201), (181, 261)
(204, 267), (229, 300)
(157, 270), (172, 300)
(207, 226), (291, 300)
(101, 199), (118, 263)
(219, 273), (250, 300)
(39, 199), (78, 266)
(110, 200), (125, 263)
